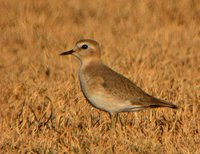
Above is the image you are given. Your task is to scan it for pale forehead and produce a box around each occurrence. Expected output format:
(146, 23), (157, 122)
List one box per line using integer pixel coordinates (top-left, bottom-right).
(76, 39), (99, 47)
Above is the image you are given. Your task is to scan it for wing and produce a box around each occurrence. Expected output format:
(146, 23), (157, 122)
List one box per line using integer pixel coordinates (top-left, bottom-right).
(99, 64), (151, 100)
(99, 65), (178, 109)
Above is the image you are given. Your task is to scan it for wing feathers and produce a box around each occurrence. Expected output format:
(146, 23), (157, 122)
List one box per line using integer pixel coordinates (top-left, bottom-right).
(130, 97), (178, 109)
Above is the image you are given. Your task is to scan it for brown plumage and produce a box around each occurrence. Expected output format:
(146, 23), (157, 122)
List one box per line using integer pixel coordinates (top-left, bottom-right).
(80, 61), (177, 112)
(60, 39), (178, 125)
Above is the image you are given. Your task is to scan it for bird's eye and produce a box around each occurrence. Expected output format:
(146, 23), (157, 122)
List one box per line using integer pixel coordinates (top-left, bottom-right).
(82, 44), (88, 49)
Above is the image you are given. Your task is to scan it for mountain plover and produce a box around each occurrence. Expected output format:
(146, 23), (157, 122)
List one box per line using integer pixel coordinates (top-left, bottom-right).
(60, 39), (178, 126)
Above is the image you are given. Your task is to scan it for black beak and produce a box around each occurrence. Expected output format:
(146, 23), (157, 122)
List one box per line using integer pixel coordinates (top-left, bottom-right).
(60, 50), (75, 56)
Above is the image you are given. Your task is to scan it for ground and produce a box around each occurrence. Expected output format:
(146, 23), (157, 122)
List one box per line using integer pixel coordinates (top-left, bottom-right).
(0, 0), (199, 153)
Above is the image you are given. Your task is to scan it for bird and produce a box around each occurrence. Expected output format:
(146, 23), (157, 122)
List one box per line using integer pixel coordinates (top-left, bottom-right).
(60, 39), (178, 127)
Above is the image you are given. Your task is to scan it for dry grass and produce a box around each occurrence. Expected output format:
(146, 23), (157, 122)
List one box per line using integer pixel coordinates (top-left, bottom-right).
(0, 0), (200, 153)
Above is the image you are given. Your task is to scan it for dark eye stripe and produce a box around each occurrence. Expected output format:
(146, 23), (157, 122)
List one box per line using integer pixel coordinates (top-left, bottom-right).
(82, 44), (88, 49)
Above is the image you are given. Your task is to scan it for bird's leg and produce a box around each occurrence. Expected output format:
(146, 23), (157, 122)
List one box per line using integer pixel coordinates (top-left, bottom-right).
(118, 114), (124, 127)
(110, 113), (118, 129)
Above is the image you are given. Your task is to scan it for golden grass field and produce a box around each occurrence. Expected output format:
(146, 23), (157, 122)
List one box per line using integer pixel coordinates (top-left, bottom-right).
(0, 0), (200, 153)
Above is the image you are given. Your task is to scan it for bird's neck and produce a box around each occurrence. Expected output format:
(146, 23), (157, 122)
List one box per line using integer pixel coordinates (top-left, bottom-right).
(80, 58), (102, 69)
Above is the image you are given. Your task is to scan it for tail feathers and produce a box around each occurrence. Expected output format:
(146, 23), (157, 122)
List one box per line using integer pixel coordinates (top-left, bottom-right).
(149, 103), (178, 109)
(149, 98), (178, 109)
(130, 97), (178, 109)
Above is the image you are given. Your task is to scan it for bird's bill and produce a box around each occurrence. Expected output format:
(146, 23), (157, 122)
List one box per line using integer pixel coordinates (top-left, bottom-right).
(60, 50), (75, 56)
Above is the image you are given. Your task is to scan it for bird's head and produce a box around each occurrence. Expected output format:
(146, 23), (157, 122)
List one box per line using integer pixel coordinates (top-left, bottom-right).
(60, 39), (101, 62)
